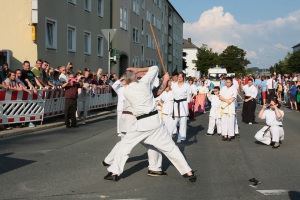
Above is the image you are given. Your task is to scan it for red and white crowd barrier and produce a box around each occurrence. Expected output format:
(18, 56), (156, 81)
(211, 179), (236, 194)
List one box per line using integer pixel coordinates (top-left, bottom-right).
(0, 90), (46, 125)
(0, 85), (118, 125)
(44, 89), (65, 118)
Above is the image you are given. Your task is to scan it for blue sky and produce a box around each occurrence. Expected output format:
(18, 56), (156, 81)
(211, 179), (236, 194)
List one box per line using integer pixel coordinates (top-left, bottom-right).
(170, 0), (300, 70)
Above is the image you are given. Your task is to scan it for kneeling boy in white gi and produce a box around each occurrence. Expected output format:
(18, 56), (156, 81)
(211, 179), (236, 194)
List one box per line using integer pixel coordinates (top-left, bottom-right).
(206, 86), (221, 136)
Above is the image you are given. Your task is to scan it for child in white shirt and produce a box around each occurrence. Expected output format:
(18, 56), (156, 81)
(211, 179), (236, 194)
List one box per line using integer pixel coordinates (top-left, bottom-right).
(206, 86), (221, 136)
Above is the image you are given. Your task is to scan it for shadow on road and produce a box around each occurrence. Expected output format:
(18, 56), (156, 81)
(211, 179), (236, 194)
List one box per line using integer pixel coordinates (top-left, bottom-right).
(289, 191), (300, 200)
(0, 153), (35, 175)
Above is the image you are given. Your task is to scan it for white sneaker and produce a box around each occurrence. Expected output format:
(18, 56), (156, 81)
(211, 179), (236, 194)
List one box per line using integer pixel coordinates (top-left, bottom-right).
(249, 122), (252, 125)
(177, 139), (181, 143)
(81, 122), (86, 125)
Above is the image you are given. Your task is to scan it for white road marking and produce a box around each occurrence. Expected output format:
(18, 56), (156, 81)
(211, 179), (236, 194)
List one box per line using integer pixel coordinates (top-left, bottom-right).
(257, 189), (289, 196)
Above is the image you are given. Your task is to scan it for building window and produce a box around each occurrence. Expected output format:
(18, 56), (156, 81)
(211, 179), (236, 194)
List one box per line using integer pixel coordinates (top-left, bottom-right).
(153, 0), (157, 5)
(68, 0), (76, 5)
(141, 19), (144, 35)
(142, 0), (145, 9)
(133, 27), (139, 43)
(133, 0), (140, 15)
(120, 6), (128, 30)
(132, 56), (139, 67)
(84, 31), (91, 55)
(152, 14), (156, 27)
(45, 18), (57, 49)
(84, 0), (91, 12)
(67, 25), (76, 52)
(98, 0), (104, 17)
(158, 0), (161, 8)
(141, 45), (144, 61)
(97, 35), (103, 57)
(146, 34), (151, 47)
(147, 10), (152, 22)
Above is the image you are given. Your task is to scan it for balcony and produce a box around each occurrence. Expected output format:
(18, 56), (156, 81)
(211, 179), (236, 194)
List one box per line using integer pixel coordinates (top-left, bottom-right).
(168, 54), (172, 62)
(168, 36), (172, 44)
(168, 17), (172, 26)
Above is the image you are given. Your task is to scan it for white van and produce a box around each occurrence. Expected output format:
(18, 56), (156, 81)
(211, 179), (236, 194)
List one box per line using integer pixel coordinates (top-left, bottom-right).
(208, 67), (227, 86)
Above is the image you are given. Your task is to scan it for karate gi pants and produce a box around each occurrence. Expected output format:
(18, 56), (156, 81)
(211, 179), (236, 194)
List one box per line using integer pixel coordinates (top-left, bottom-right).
(254, 126), (284, 144)
(221, 114), (235, 137)
(171, 116), (187, 141)
(116, 111), (122, 134)
(104, 133), (163, 172)
(108, 125), (192, 175)
(207, 117), (221, 134)
(163, 114), (175, 137)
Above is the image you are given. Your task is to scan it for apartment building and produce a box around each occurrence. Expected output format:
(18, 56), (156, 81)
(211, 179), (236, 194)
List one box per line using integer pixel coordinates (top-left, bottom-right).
(0, 0), (184, 76)
(0, 0), (110, 72)
(183, 38), (201, 78)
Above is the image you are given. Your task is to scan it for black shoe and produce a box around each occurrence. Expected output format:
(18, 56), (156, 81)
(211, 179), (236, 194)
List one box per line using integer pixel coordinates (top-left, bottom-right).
(101, 161), (110, 167)
(235, 134), (240, 138)
(71, 125), (79, 128)
(205, 133), (213, 136)
(148, 170), (168, 177)
(222, 136), (227, 141)
(104, 172), (119, 181)
(272, 144), (280, 149)
(188, 171), (197, 182)
(227, 137), (231, 142)
(218, 134), (221, 137)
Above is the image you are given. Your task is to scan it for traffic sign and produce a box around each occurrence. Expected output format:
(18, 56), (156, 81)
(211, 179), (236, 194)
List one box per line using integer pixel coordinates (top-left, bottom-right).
(101, 29), (117, 42)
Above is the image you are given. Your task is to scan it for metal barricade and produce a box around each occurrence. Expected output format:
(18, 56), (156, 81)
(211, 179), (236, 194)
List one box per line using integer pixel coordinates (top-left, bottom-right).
(0, 90), (46, 125)
(43, 89), (65, 118)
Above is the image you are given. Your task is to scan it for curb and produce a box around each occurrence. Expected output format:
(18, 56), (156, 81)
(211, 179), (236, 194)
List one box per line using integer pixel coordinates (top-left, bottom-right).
(0, 110), (115, 139)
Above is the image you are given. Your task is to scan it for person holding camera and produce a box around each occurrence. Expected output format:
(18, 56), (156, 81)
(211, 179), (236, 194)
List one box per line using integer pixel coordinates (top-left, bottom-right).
(254, 98), (284, 148)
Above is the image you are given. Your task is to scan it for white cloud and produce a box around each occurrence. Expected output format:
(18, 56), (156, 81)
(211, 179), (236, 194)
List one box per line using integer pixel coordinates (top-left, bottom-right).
(183, 7), (300, 68)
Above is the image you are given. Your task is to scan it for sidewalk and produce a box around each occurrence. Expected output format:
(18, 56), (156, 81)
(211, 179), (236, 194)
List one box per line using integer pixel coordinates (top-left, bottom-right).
(0, 107), (116, 139)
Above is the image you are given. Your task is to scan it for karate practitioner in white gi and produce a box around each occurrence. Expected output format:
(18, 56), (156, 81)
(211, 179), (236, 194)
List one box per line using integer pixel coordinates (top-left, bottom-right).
(219, 77), (237, 141)
(104, 74), (169, 176)
(254, 99), (284, 148)
(112, 77), (127, 134)
(104, 66), (196, 182)
(206, 86), (221, 136)
(157, 80), (174, 136)
(171, 72), (192, 143)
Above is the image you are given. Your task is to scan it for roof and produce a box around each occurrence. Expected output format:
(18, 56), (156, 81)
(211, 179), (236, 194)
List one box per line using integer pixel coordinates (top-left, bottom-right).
(183, 39), (198, 49)
(292, 43), (300, 48)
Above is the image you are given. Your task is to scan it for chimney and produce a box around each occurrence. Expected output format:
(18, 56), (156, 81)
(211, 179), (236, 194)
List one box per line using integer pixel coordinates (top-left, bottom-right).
(188, 38), (191, 43)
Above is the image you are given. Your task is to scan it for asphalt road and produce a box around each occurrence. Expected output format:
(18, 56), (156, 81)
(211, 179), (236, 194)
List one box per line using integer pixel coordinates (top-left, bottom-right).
(0, 100), (300, 200)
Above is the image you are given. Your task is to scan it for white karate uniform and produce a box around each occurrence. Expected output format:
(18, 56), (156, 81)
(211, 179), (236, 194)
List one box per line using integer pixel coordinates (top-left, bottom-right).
(254, 109), (284, 144)
(108, 66), (192, 175)
(190, 84), (197, 95)
(172, 82), (192, 141)
(220, 86), (237, 136)
(157, 90), (174, 136)
(104, 100), (163, 172)
(112, 80), (126, 134)
(207, 94), (221, 134)
(196, 86), (208, 94)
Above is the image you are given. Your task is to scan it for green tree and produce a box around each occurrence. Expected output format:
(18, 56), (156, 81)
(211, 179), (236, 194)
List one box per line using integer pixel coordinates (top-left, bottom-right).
(192, 44), (220, 75)
(270, 52), (292, 74)
(287, 50), (300, 73)
(219, 45), (251, 75)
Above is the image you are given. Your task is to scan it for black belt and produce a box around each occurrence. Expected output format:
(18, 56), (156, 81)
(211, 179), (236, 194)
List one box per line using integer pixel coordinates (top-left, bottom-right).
(66, 98), (77, 100)
(136, 110), (158, 120)
(122, 111), (133, 115)
(263, 125), (283, 136)
(172, 98), (187, 118)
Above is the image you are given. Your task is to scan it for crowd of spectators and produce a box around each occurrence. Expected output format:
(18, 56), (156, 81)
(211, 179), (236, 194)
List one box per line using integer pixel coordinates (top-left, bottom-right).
(0, 59), (119, 130)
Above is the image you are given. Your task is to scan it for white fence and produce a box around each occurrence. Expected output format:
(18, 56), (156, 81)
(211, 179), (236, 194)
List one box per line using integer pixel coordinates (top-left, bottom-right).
(0, 86), (118, 125)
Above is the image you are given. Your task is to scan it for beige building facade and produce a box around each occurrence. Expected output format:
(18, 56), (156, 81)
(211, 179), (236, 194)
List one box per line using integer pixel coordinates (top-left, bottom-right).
(0, 0), (184, 76)
(0, 0), (110, 72)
